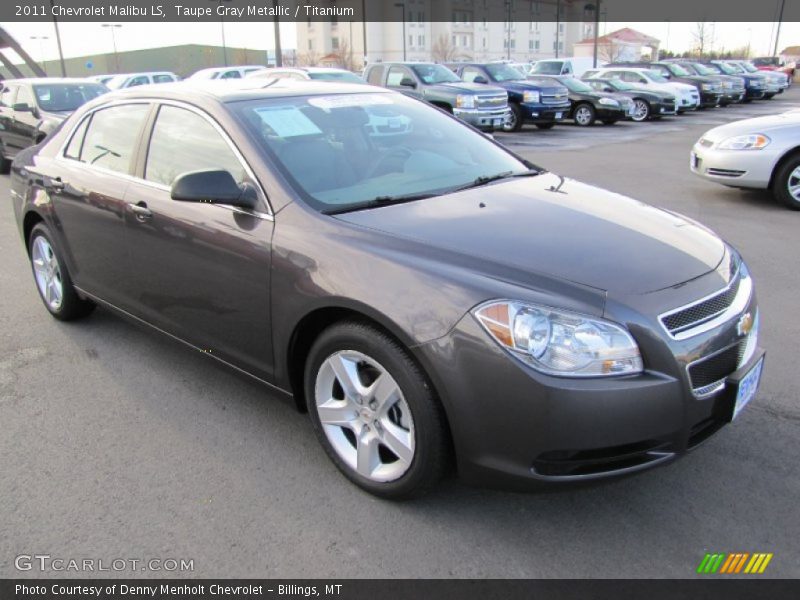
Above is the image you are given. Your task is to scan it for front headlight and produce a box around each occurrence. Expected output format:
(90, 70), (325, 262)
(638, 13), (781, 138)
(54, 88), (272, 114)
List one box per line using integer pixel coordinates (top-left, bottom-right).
(523, 90), (540, 103)
(598, 97), (619, 106)
(474, 301), (643, 377)
(717, 134), (771, 150)
(701, 83), (711, 90)
(455, 94), (475, 109)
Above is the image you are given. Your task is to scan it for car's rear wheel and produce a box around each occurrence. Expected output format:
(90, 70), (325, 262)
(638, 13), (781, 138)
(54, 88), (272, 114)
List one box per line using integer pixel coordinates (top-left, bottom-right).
(305, 321), (449, 499)
(773, 155), (800, 210)
(631, 99), (650, 122)
(503, 102), (524, 132)
(573, 104), (595, 126)
(535, 122), (555, 130)
(29, 223), (95, 320)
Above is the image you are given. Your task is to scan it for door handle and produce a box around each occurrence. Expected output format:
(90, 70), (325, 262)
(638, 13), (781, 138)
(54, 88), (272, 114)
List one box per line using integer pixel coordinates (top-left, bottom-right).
(128, 201), (153, 221)
(44, 176), (65, 191)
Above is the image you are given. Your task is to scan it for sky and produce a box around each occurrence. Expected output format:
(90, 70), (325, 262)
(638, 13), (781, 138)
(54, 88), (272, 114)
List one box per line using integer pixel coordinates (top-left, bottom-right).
(4, 21), (800, 64)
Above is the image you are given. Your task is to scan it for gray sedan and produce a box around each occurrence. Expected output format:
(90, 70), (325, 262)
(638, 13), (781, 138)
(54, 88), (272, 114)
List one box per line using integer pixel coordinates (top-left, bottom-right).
(691, 110), (800, 209)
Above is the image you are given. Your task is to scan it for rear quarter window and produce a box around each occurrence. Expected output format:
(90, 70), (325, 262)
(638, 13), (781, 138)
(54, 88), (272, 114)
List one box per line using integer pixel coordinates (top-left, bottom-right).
(366, 65), (385, 86)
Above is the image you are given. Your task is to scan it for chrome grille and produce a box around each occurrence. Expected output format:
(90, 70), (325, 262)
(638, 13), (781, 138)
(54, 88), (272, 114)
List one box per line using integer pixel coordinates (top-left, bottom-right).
(542, 93), (569, 105)
(476, 94), (507, 110)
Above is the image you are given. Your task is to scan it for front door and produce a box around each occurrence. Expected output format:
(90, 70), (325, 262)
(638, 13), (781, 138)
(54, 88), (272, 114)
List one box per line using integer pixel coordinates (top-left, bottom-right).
(122, 103), (275, 379)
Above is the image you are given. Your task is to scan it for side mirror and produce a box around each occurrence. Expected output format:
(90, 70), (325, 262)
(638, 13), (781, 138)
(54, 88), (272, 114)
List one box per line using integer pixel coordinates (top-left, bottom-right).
(399, 77), (417, 88)
(473, 75), (489, 84)
(604, 86), (614, 92)
(12, 102), (33, 112)
(170, 169), (257, 209)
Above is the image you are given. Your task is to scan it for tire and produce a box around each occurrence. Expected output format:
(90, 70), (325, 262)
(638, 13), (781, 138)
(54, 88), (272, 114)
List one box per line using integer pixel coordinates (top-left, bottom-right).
(772, 154), (800, 210)
(304, 320), (449, 499)
(573, 103), (596, 126)
(535, 122), (555, 130)
(28, 223), (95, 320)
(503, 102), (524, 132)
(631, 98), (650, 122)
(0, 143), (11, 175)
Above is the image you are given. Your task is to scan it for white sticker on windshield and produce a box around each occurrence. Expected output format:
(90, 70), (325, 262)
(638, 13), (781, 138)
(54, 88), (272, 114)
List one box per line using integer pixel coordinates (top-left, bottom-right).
(254, 107), (322, 137)
(308, 94), (394, 111)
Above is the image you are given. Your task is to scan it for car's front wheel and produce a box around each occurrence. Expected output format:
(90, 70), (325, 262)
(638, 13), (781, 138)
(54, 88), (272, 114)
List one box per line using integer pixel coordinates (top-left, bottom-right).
(305, 321), (449, 499)
(631, 99), (650, 122)
(503, 103), (524, 132)
(573, 103), (596, 126)
(29, 223), (95, 320)
(773, 154), (800, 210)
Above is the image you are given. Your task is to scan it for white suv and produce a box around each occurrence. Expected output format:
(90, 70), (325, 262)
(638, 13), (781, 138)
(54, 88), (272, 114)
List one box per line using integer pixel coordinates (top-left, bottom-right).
(587, 67), (700, 112)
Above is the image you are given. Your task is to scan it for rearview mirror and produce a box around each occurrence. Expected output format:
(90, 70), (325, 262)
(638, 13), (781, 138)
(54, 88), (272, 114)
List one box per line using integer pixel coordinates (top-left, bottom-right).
(399, 77), (417, 88)
(473, 76), (489, 84)
(170, 169), (258, 209)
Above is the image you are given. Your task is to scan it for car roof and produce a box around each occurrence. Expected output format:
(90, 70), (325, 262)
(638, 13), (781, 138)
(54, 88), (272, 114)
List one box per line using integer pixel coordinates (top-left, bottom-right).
(100, 79), (390, 104)
(3, 77), (104, 85)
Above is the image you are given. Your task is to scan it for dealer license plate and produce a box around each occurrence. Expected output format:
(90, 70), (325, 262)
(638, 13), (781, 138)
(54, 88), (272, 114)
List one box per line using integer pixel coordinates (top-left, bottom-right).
(733, 358), (763, 420)
(555, 112), (563, 119)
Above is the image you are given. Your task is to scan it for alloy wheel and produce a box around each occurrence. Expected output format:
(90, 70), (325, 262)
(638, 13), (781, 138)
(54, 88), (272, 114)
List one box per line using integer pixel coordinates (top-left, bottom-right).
(788, 166), (800, 202)
(575, 106), (593, 126)
(314, 350), (415, 482)
(503, 110), (517, 132)
(632, 99), (649, 121)
(31, 236), (63, 311)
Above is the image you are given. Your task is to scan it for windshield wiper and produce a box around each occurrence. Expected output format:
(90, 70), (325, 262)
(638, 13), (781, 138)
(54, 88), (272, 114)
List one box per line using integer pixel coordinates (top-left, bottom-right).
(450, 168), (542, 193)
(323, 192), (438, 215)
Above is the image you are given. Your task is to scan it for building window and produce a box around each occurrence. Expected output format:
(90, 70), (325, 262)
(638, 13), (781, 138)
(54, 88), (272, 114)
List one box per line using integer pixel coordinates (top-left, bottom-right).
(308, 40), (314, 50)
(534, 40), (540, 50)
(559, 23), (565, 33)
(331, 37), (339, 50)
(409, 35), (414, 48)
(504, 39), (516, 50)
(482, 37), (487, 48)
(418, 35), (425, 46)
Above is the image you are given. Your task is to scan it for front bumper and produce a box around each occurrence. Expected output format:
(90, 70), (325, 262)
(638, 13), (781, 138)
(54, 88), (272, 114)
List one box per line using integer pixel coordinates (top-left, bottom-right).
(653, 100), (678, 115)
(700, 90), (723, 107)
(690, 142), (777, 188)
(595, 105), (627, 121)
(415, 273), (762, 490)
(745, 86), (766, 99)
(454, 107), (511, 131)
(521, 102), (570, 124)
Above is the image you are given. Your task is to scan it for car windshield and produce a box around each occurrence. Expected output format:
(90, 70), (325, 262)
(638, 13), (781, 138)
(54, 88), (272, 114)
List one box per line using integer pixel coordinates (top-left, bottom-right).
(667, 64), (691, 76)
(607, 80), (633, 91)
(741, 63), (759, 73)
(410, 64), (461, 84)
(643, 70), (669, 83)
(692, 64), (715, 75)
(531, 62), (563, 75)
(485, 63), (526, 82)
(725, 63), (745, 74)
(558, 78), (592, 92)
(309, 71), (364, 83)
(32, 83), (106, 112)
(232, 92), (532, 212)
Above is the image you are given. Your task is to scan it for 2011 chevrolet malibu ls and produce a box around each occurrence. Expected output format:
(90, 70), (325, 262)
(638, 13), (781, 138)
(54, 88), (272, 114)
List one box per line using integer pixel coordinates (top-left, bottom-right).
(10, 80), (764, 498)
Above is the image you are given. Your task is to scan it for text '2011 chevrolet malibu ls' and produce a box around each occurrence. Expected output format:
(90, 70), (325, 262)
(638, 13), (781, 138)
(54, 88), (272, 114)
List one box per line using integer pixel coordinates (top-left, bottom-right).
(10, 80), (765, 498)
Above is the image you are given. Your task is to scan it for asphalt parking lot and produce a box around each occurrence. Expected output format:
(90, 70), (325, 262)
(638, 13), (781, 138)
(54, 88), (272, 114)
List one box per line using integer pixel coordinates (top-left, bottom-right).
(2, 89), (799, 579)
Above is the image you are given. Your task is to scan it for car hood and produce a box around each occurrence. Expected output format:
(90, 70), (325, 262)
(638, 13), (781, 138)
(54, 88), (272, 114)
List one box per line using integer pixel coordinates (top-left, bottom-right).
(334, 173), (725, 295)
(436, 81), (506, 95)
(501, 80), (566, 95)
(700, 110), (800, 140)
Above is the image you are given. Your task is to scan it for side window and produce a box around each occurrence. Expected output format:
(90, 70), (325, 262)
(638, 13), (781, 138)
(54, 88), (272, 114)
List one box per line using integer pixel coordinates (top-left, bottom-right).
(152, 74), (174, 84)
(386, 66), (412, 87)
(79, 104), (150, 173)
(220, 70), (242, 79)
(461, 67), (482, 83)
(127, 76), (150, 88)
(145, 105), (246, 187)
(15, 86), (34, 109)
(563, 62), (572, 75)
(64, 115), (91, 160)
(366, 65), (384, 86)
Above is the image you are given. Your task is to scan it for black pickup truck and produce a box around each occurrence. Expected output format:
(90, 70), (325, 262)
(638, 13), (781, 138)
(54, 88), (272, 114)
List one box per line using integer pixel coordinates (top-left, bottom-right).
(364, 62), (510, 132)
(448, 62), (571, 132)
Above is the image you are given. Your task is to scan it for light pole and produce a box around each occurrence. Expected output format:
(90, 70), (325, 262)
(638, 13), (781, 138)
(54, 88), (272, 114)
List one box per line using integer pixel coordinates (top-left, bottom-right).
(101, 24), (122, 72)
(584, 2), (601, 68)
(555, 0), (561, 59)
(30, 36), (49, 75)
(49, 0), (66, 76)
(210, 0), (233, 66)
(774, 0), (786, 56)
(505, 0), (512, 60)
(394, 2), (406, 61)
(272, 0), (282, 67)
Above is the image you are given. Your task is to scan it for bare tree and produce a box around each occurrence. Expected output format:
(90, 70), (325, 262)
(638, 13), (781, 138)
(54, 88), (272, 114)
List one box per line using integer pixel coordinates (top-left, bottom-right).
(599, 41), (625, 64)
(692, 22), (712, 57)
(298, 50), (320, 67)
(334, 38), (357, 71)
(431, 34), (462, 63)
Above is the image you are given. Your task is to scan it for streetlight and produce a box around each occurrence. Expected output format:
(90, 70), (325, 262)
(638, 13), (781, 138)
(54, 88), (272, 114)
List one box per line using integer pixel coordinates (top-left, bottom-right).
(272, 0), (282, 67)
(394, 2), (406, 61)
(505, 0), (512, 61)
(49, 0), (66, 76)
(101, 24), (122, 72)
(774, 0), (786, 56)
(30, 35), (49, 75)
(584, 1), (601, 68)
(210, 0), (233, 66)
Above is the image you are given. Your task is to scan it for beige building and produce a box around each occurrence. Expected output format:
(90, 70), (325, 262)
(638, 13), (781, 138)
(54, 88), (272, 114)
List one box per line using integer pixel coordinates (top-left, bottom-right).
(297, 1), (590, 68)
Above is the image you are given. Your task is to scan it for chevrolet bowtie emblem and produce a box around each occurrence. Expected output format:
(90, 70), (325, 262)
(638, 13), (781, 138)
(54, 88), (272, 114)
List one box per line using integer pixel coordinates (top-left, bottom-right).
(737, 313), (754, 337)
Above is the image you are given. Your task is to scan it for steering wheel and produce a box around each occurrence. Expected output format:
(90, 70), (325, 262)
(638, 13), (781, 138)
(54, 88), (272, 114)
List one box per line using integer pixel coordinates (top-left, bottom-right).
(365, 146), (413, 179)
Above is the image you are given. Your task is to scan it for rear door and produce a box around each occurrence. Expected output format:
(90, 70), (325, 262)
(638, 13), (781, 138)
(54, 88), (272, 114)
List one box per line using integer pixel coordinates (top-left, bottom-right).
(45, 102), (152, 305)
(9, 85), (40, 151)
(0, 84), (19, 155)
(121, 102), (274, 378)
